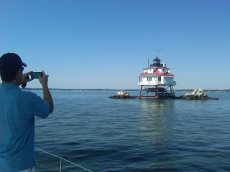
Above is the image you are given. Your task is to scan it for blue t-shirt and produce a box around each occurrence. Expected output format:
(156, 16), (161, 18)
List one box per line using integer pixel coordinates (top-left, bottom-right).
(0, 83), (50, 172)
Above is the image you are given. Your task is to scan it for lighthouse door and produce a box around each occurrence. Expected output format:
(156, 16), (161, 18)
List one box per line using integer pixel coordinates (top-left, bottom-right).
(158, 76), (161, 84)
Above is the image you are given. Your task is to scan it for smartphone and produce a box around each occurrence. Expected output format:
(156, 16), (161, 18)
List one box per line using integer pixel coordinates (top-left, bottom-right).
(31, 72), (43, 79)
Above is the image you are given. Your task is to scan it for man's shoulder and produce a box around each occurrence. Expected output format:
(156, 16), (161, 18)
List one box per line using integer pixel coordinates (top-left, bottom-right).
(20, 90), (35, 95)
(19, 90), (40, 99)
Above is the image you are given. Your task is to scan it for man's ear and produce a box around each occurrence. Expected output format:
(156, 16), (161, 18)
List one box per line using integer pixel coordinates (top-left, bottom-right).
(16, 69), (21, 78)
(15, 69), (23, 83)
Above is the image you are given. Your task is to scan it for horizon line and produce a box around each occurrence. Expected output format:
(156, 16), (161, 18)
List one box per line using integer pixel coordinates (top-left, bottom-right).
(24, 88), (230, 91)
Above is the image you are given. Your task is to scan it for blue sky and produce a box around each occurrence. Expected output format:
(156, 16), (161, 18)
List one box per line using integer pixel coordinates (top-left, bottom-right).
(1, 0), (230, 89)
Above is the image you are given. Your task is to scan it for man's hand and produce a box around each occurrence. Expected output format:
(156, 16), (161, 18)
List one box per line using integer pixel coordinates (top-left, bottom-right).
(39, 71), (49, 86)
(21, 71), (33, 88)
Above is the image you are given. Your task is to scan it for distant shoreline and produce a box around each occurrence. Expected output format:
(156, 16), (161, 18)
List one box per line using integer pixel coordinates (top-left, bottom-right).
(25, 88), (230, 92)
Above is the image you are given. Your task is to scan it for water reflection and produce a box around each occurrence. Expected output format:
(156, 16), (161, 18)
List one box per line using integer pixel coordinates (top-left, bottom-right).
(138, 99), (175, 143)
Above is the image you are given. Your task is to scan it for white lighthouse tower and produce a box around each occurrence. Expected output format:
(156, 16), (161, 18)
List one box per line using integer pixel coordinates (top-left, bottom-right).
(138, 56), (176, 98)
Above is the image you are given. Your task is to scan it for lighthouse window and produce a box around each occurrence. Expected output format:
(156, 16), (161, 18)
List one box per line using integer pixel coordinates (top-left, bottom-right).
(158, 77), (161, 82)
(147, 77), (152, 81)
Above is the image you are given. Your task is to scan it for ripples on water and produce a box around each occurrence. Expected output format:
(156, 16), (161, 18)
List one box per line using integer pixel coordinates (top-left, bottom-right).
(34, 90), (230, 171)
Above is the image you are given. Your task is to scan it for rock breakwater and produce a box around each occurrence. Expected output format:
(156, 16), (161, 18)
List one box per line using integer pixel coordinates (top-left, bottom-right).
(181, 89), (219, 100)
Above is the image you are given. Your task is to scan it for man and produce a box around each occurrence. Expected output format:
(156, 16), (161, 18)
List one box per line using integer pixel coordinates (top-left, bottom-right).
(0, 53), (54, 172)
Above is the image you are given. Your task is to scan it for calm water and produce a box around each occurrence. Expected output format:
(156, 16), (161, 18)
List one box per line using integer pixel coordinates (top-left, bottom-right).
(34, 90), (230, 172)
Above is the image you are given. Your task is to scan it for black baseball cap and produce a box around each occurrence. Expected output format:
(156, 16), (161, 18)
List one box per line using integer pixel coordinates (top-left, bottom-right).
(0, 53), (27, 73)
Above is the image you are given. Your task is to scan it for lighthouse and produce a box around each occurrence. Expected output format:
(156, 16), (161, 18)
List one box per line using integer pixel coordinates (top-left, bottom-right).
(138, 56), (176, 98)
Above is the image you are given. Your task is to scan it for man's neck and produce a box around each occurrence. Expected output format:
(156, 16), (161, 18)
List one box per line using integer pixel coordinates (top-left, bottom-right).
(2, 80), (19, 86)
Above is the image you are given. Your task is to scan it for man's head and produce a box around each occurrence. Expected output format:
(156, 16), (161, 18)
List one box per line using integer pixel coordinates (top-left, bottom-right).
(0, 53), (27, 82)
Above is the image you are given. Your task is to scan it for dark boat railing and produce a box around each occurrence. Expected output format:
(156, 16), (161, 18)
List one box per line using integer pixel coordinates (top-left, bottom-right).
(36, 148), (94, 172)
